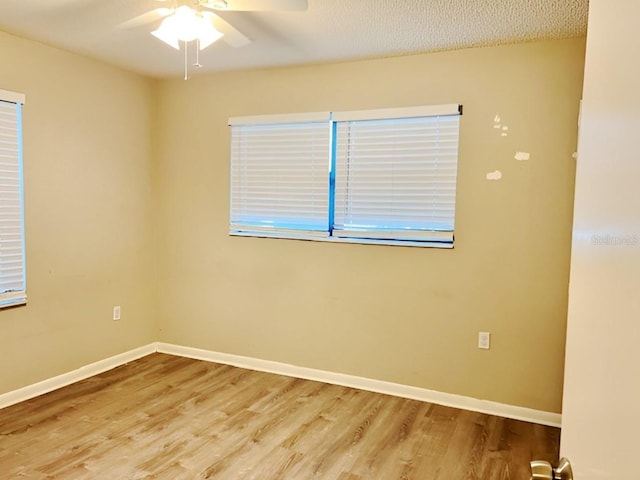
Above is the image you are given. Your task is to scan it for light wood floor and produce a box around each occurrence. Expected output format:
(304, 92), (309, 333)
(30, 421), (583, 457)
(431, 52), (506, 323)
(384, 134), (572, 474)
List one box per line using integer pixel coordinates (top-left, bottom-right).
(0, 353), (559, 479)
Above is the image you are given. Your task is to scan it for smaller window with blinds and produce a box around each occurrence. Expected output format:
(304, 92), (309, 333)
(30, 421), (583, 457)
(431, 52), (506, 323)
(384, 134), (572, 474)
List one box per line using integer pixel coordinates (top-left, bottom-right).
(229, 112), (332, 239)
(228, 104), (461, 248)
(0, 89), (27, 308)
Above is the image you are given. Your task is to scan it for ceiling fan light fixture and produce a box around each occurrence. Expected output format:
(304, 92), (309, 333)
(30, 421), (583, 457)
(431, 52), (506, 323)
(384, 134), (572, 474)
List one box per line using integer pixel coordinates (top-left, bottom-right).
(167, 6), (199, 42)
(197, 17), (224, 50)
(151, 23), (180, 50)
(151, 6), (224, 50)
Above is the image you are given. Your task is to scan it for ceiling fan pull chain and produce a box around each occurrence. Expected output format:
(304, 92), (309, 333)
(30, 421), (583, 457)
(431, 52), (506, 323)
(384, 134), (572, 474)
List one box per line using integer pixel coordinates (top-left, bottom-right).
(184, 40), (189, 80)
(195, 39), (203, 69)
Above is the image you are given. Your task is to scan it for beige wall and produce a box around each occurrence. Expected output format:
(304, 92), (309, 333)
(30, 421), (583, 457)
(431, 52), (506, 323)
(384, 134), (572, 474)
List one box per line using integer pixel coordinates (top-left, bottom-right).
(0, 32), (585, 413)
(0, 32), (157, 394)
(155, 38), (586, 413)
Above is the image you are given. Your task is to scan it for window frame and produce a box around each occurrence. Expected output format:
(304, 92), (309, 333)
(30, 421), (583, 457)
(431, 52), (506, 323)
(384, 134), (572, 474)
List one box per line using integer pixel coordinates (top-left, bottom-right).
(229, 104), (462, 248)
(0, 88), (27, 309)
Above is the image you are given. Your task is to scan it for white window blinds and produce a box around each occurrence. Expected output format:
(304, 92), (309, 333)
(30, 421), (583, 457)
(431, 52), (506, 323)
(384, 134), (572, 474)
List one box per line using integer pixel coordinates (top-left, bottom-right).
(228, 104), (461, 247)
(229, 113), (331, 237)
(0, 90), (26, 308)
(333, 105), (460, 244)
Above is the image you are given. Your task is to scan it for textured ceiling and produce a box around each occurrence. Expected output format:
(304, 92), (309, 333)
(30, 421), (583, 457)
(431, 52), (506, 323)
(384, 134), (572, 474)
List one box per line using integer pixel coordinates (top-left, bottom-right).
(0, 0), (588, 78)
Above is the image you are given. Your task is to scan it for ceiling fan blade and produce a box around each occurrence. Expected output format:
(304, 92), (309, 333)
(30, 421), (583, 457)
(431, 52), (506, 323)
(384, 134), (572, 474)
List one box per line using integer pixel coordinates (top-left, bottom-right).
(202, 0), (308, 12)
(117, 8), (172, 29)
(204, 12), (252, 48)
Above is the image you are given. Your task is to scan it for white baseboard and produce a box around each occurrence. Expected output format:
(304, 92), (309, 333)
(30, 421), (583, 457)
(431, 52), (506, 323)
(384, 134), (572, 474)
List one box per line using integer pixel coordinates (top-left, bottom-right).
(156, 342), (562, 428)
(0, 343), (157, 410)
(0, 341), (561, 428)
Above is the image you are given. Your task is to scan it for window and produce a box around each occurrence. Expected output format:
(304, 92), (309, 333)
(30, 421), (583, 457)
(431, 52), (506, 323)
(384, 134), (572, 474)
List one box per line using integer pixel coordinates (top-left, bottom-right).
(0, 89), (26, 308)
(230, 112), (332, 238)
(229, 104), (461, 248)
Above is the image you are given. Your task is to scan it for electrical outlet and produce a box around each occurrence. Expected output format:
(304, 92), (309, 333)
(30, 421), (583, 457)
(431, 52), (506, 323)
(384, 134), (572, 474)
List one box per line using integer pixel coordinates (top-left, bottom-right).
(113, 305), (121, 321)
(478, 332), (491, 350)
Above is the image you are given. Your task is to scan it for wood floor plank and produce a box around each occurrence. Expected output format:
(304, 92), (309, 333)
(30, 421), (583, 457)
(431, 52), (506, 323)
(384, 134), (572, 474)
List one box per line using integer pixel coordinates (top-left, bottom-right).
(0, 353), (559, 479)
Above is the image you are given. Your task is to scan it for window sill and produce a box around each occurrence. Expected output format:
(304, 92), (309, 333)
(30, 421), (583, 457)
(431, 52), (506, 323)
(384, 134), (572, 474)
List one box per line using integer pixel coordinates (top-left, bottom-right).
(230, 231), (454, 249)
(0, 298), (27, 310)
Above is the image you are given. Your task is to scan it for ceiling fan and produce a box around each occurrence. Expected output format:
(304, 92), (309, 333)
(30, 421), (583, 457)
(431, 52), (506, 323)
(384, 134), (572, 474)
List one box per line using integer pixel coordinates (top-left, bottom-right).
(122, 0), (308, 78)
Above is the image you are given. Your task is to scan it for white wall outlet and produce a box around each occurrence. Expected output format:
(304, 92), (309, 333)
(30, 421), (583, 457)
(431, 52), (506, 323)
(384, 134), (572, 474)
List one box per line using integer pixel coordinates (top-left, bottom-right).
(113, 305), (121, 321)
(478, 331), (491, 350)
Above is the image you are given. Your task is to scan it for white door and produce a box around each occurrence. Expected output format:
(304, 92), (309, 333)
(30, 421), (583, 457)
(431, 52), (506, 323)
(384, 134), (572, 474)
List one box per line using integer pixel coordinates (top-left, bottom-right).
(560, 0), (640, 478)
